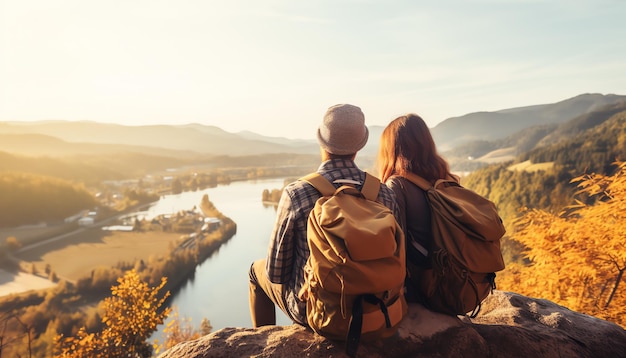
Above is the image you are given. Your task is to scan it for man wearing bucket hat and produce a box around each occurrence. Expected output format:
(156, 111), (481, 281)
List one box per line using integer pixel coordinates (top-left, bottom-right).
(248, 104), (400, 327)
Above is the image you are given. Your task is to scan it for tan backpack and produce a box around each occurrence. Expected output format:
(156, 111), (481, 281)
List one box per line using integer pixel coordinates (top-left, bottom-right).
(402, 173), (506, 317)
(298, 173), (407, 357)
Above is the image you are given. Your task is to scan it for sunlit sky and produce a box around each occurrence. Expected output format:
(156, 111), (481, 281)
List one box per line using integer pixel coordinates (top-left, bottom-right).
(1, 0), (625, 139)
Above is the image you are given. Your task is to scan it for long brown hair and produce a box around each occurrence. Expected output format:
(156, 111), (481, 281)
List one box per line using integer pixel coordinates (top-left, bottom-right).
(377, 114), (454, 183)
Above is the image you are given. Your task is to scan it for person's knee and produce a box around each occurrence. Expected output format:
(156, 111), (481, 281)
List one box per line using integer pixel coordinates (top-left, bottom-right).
(249, 259), (265, 284)
(249, 261), (257, 283)
(248, 261), (253, 276)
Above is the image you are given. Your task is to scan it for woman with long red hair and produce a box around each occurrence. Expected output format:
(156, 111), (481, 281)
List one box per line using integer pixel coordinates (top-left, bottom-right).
(377, 113), (458, 302)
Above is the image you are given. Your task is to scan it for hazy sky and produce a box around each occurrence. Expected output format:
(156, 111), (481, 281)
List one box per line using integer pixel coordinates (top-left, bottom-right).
(2, 0), (625, 139)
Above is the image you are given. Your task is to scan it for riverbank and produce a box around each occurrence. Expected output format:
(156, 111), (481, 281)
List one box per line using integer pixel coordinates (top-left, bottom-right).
(152, 177), (293, 332)
(2, 216), (236, 296)
(1, 186), (239, 293)
(0, 214), (238, 358)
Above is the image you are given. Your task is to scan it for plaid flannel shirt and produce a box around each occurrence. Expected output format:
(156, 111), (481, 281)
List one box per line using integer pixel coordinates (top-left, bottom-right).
(265, 158), (399, 324)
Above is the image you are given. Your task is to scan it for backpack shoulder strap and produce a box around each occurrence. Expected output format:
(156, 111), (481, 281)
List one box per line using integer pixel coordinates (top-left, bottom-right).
(403, 173), (460, 191)
(361, 173), (381, 201)
(300, 173), (336, 196)
(301, 172), (381, 200)
(402, 172), (433, 191)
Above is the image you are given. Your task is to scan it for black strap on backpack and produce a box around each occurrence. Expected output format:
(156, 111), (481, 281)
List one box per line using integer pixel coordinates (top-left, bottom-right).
(345, 294), (393, 357)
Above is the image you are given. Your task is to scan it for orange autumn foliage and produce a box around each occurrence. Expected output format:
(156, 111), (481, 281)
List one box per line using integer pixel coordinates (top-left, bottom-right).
(498, 162), (626, 328)
(55, 270), (171, 357)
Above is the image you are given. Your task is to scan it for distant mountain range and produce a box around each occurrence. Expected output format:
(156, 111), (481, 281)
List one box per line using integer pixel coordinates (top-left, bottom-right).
(0, 121), (318, 157)
(1, 93), (625, 172)
(430, 93), (626, 151)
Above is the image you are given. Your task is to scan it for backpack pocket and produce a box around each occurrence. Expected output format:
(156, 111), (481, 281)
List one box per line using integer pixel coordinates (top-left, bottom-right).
(409, 252), (495, 317)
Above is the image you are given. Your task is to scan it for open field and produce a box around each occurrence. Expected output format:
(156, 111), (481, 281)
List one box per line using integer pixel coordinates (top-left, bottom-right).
(477, 146), (517, 163)
(508, 160), (555, 173)
(13, 229), (183, 282)
(0, 269), (56, 296)
(0, 222), (79, 248)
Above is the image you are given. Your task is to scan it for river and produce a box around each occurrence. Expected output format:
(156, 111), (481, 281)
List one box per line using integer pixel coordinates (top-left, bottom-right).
(145, 178), (292, 342)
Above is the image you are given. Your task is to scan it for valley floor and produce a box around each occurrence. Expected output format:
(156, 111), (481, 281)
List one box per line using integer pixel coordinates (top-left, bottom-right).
(0, 229), (185, 297)
(15, 229), (182, 281)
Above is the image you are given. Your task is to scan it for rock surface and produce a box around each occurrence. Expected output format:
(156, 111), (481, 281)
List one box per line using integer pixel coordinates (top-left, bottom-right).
(159, 291), (626, 357)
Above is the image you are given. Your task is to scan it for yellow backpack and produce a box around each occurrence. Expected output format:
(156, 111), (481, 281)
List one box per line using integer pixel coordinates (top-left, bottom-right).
(298, 173), (407, 357)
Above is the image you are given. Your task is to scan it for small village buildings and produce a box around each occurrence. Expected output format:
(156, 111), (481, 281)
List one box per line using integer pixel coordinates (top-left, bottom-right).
(78, 217), (95, 227)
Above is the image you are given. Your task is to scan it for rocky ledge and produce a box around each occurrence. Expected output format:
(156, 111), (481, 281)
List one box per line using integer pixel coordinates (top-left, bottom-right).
(159, 290), (626, 357)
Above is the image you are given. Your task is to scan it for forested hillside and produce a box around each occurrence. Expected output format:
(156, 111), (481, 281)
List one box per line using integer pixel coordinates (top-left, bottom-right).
(0, 151), (138, 184)
(462, 109), (626, 262)
(520, 106), (626, 175)
(445, 100), (626, 172)
(0, 149), (319, 228)
(0, 149), (318, 187)
(459, 109), (626, 328)
(0, 172), (97, 227)
(431, 93), (626, 151)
